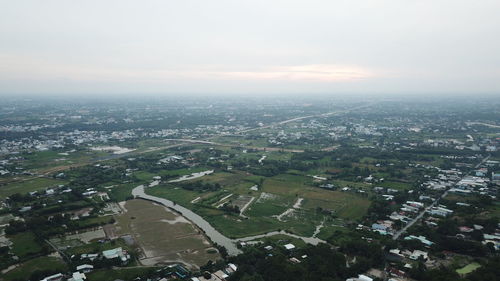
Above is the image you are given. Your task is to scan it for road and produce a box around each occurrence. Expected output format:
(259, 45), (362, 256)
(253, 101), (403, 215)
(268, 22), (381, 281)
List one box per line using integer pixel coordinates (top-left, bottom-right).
(466, 122), (500, 129)
(392, 189), (449, 240)
(2, 102), (374, 190)
(238, 102), (376, 134)
(392, 154), (490, 240)
(0, 143), (187, 186)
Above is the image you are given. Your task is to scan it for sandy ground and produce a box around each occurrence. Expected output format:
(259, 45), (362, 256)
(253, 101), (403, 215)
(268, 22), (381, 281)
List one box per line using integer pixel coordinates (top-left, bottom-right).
(115, 199), (220, 269)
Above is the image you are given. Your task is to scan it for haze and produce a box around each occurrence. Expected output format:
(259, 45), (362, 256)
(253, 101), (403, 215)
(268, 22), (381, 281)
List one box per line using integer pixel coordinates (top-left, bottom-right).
(1, 0), (499, 96)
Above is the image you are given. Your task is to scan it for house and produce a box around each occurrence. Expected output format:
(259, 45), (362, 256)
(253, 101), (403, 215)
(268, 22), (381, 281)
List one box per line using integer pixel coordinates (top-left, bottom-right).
(428, 206), (453, 217)
(82, 190), (97, 197)
(68, 272), (86, 281)
(382, 195), (394, 201)
(76, 264), (94, 273)
(284, 243), (296, 250)
(404, 235), (433, 246)
(102, 247), (130, 263)
(226, 263), (237, 274)
(81, 253), (98, 261)
(409, 250), (428, 260)
(40, 273), (64, 281)
(459, 226), (474, 233)
(371, 223), (388, 232)
(346, 274), (373, 281)
(213, 270), (229, 280)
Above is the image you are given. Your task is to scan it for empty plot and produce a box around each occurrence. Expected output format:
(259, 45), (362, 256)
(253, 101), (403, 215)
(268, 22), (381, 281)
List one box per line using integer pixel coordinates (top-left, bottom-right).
(115, 199), (220, 268)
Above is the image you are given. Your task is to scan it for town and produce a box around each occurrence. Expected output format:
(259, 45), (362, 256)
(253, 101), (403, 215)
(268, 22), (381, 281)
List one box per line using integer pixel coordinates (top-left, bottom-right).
(0, 97), (499, 281)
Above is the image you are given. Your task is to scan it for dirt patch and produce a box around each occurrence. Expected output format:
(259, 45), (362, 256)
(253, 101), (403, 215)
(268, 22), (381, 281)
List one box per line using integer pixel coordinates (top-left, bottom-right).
(116, 199), (220, 269)
(103, 224), (119, 240)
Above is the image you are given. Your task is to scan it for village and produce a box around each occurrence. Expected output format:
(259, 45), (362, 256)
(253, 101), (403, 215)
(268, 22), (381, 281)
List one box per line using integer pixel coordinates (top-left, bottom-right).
(0, 98), (498, 281)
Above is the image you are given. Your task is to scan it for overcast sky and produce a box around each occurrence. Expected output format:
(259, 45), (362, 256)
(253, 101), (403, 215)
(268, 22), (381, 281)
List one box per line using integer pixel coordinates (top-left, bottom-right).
(1, 0), (499, 96)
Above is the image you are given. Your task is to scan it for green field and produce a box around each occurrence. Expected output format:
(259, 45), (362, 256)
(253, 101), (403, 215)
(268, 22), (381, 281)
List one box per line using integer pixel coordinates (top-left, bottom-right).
(87, 267), (159, 281)
(456, 262), (481, 275)
(65, 238), (131, 256)
(0, 177), (67, 199)
(10, 232), (44, 258)
(2, 256), (67, 281)
(108, 182), (139, 201)
(146, 170), (370, 238)
(378, 180), (412, 190)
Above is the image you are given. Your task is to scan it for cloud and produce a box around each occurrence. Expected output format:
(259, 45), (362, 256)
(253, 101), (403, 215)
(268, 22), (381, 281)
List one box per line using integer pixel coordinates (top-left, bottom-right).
(0, 54), (375, 83)
(212, 65), (374, 82)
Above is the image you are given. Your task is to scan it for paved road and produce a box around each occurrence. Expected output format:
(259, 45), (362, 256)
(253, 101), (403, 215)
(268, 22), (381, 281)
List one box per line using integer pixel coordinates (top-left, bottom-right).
(393, 154), (490, 240)
(392, 190), (449, 240)
(238, 102), (376, 134)
(6, 102), (375, 185)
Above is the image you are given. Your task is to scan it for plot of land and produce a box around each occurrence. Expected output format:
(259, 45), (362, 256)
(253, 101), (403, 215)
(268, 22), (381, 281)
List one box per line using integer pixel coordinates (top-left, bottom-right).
(148, 170), (371, 238)
(9, 232), (44, 258)
(50, 228), (106, 250)
(456, 262), (481, 275)
(1, 256), (68, 281)
(115, 199), (220, 268)
(0, 177), (67, 199)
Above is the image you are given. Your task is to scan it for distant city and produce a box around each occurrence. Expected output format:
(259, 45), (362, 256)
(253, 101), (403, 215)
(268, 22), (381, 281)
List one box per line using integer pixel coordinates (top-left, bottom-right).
(0, 96), (498, 281)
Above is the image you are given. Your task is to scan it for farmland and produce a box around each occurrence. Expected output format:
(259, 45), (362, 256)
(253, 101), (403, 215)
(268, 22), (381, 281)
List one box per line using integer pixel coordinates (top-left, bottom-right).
(114, 199), (220, 268)
(146, 169), (370, 238)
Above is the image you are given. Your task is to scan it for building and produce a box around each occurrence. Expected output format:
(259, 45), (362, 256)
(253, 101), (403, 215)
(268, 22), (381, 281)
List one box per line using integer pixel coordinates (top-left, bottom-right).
(76, 264), (94, 273)
(409, 250), (428, 260)
(40, 273), (64, 281)
(68, 272), (86, 281)
(346, 274), (373, 281)
(102, 247), (130, 263)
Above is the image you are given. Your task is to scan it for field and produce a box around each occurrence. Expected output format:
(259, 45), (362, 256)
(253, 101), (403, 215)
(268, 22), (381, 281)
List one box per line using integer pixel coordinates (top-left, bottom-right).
(146, 170), (370, 239)
(2, 256), (68, 281)
(456, 262), (481, 275)
(0, 177), (67, 199)
(115, 199), (220, 268)
(86, 267), (159, 281)
(65, 238), (132, 256)
(9, 232), (44, 258)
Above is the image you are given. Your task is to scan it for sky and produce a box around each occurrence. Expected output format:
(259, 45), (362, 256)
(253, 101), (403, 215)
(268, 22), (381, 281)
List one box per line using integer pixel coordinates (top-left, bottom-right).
(1, 0), (499, 97)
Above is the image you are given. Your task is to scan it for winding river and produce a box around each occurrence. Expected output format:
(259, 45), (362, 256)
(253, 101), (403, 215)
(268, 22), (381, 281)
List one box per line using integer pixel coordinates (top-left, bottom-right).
(132, 185), (326, 256)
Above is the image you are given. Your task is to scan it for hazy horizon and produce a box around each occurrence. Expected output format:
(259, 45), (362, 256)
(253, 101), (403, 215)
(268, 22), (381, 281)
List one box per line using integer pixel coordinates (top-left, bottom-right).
(1, 0), (500, 97)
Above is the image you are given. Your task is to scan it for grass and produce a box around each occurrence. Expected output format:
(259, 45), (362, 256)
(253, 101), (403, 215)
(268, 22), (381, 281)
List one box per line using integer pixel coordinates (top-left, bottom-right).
(206, 215), (282, 238)
(87, 267), (159, 281)
(9, 231), (44, 258)
(146, 170), (370, 239)
(254, 234), (308, 248)
(22, 150), (98, 171)
(330, 179), (372, 189)
(108, 182), (138, 201)
(147, 184), (208, 206)
(66, 238), (130, 256)
(73, 215), (114, 229)
(0, 177), (67, 199)
(2, 256), (68, 281)
(378, 180), (412, 190)
(456, 262), (481, 275)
